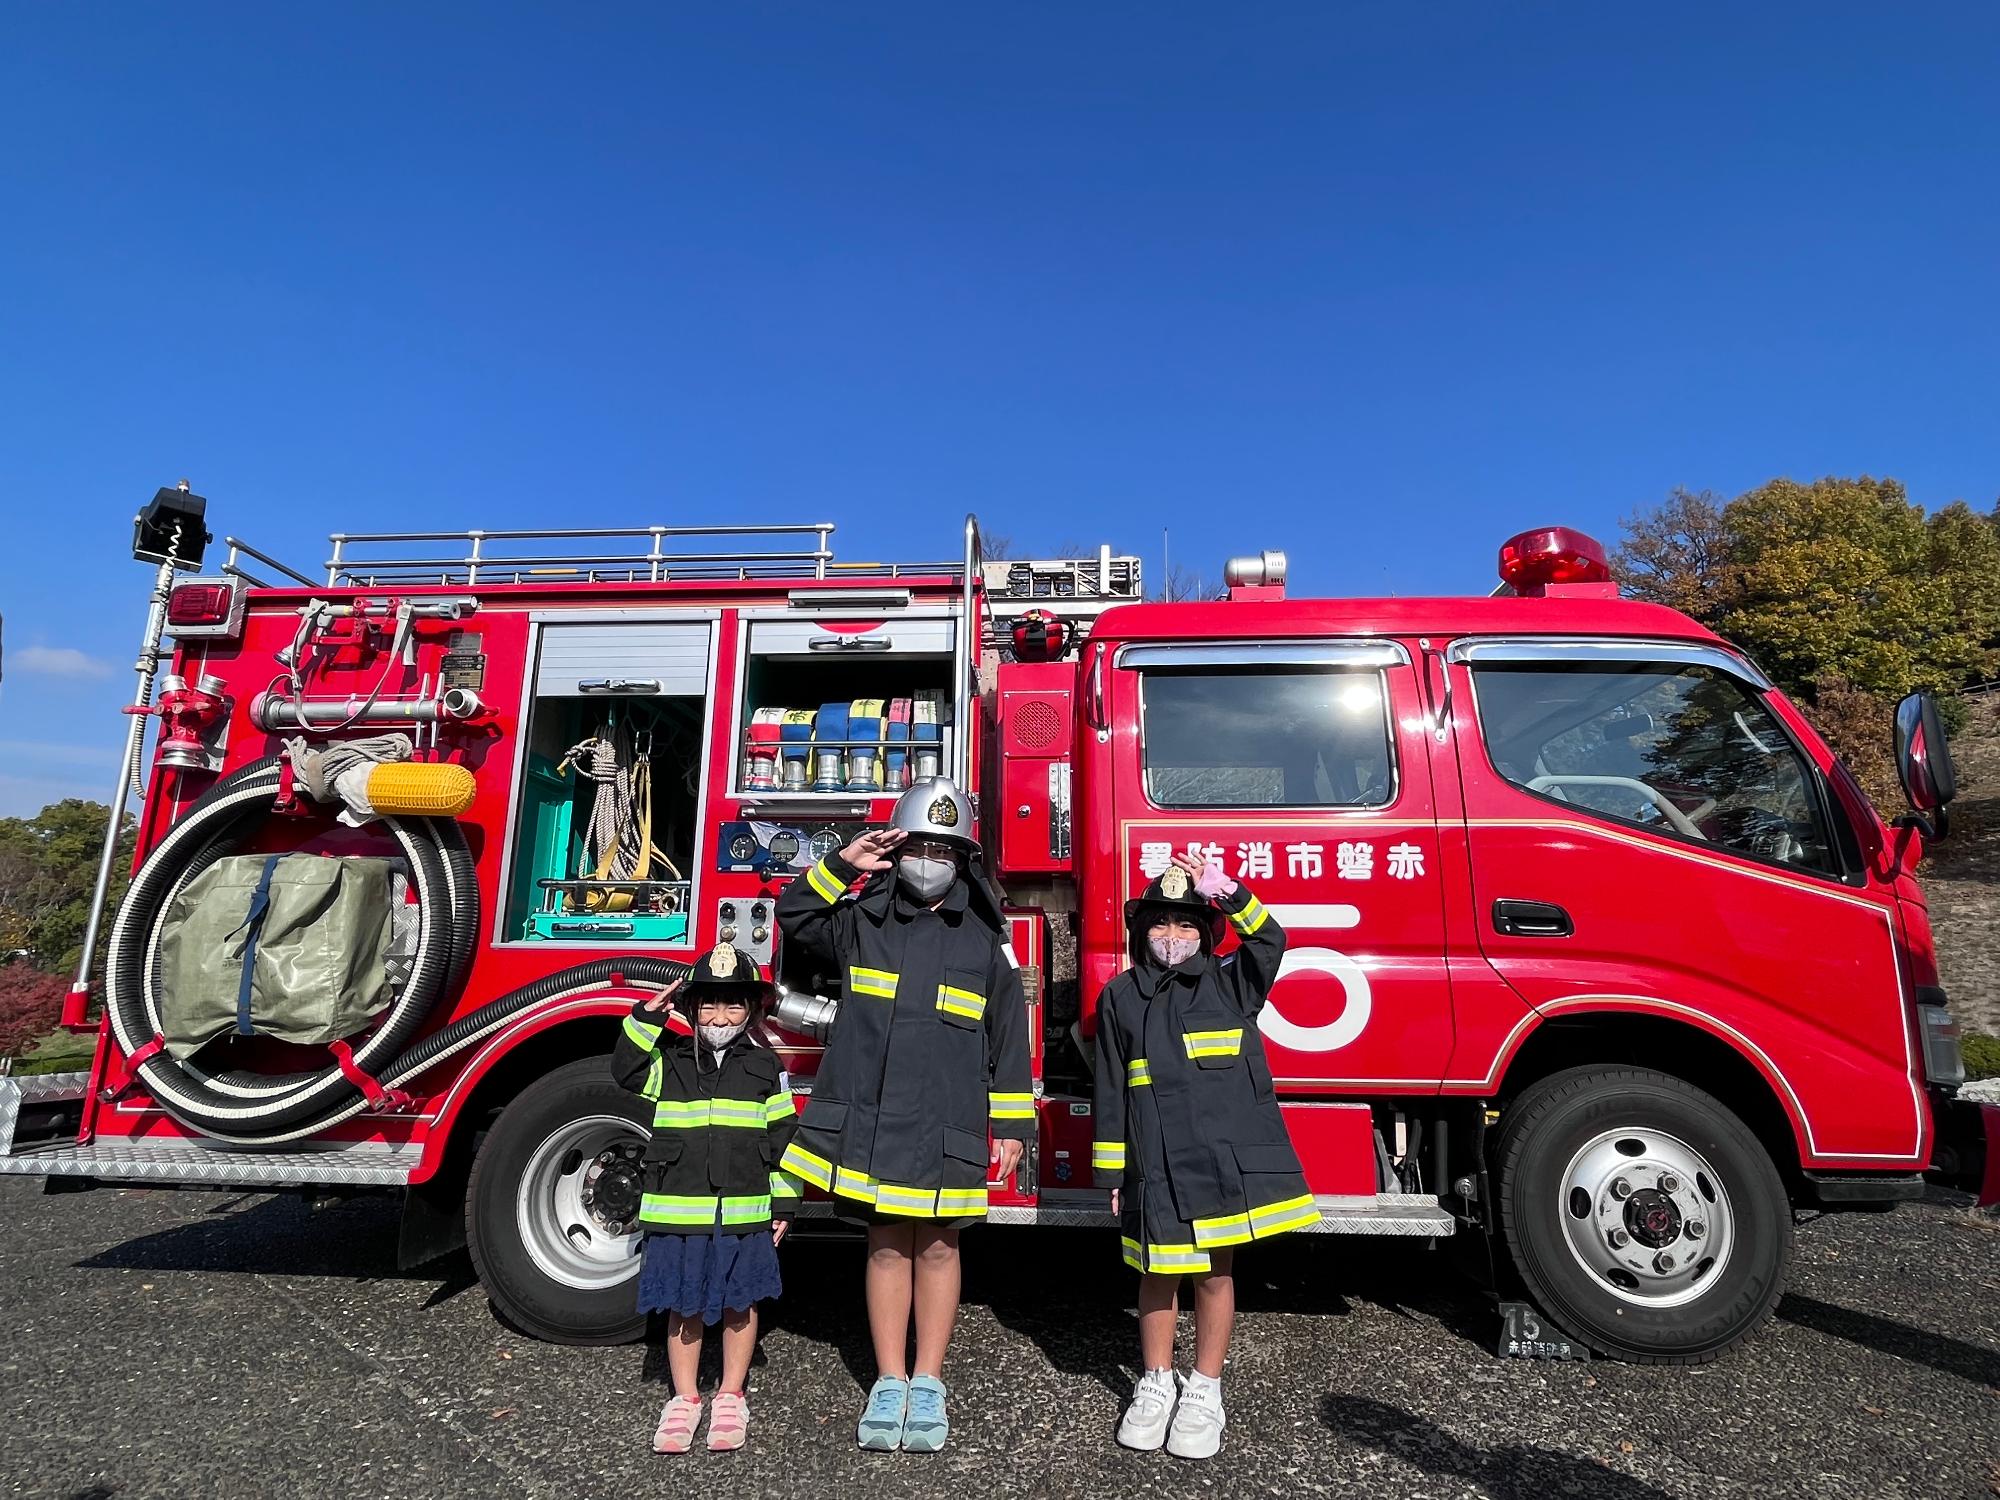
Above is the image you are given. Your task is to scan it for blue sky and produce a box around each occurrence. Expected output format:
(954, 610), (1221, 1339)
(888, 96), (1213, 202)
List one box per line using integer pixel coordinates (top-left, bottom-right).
(2, 4), (1996, 815)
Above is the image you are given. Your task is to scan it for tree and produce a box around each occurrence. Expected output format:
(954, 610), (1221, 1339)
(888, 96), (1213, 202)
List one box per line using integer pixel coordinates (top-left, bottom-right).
(0, 962), (68, 1058)
(1718, 477), (2000, 701)
(0, 800), (135, 978)
(1150, 563), (1210, 603)
(1613, 488), (1733, 623)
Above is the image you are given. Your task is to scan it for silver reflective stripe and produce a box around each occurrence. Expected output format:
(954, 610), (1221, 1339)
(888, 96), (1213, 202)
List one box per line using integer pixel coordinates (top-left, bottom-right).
(1447, 637), (1771, 689)
(1117, 640), (1409, 669)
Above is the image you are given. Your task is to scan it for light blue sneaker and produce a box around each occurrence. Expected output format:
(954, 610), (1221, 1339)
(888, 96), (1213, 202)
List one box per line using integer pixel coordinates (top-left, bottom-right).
(901, 1375), (949, 1452)
(857, 1376), (909, 1450)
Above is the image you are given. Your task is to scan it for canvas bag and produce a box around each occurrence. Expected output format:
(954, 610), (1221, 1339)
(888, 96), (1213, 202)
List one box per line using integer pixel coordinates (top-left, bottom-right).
(156, 853), (397, 1060)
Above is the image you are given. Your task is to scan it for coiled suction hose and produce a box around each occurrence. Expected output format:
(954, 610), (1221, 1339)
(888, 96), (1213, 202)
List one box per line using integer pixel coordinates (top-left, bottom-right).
(105, 756), (691, 1144)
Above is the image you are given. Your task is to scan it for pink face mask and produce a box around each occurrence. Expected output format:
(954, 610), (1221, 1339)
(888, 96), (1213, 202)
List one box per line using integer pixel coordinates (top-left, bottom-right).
(1148, 934), (1201, 967)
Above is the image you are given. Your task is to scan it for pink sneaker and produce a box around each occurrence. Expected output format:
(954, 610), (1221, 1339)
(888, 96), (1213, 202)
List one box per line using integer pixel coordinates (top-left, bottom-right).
(652, 1395), (703, 1454)
(707, 1391), (751, 1451)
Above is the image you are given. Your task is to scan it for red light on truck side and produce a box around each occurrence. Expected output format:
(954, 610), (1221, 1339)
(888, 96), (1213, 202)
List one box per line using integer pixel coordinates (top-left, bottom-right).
(1497, 527), (1612, 592)
(164, 579), (244, 637)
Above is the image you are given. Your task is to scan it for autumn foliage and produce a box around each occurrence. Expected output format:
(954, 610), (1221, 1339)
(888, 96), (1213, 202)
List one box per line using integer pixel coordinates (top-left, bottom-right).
(0, 963), (68, 1059)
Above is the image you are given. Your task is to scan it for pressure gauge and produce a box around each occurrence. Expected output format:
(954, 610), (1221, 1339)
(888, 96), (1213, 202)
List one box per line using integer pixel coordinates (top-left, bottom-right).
(807, 828), (842, 863)
(727, 831), (758, 863)
(767, 830), (802, 866)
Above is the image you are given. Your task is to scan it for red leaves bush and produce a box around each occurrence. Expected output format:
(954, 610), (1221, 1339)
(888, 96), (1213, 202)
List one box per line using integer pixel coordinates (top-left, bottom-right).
(0, 963), (68, 1058)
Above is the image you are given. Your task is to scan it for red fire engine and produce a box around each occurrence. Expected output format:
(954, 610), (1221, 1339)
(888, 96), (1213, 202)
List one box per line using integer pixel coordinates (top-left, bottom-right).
(3, 487), (1993, 1364)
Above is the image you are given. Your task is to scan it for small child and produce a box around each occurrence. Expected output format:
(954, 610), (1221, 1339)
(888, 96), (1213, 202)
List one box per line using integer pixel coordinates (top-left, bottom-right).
(611, 943), (800, 1454)
(1091, 850), (1318, 1460)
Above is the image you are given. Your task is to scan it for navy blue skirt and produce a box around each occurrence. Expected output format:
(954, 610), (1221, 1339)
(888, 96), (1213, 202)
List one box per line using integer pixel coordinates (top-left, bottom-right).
(636, 1227), (783, 1324)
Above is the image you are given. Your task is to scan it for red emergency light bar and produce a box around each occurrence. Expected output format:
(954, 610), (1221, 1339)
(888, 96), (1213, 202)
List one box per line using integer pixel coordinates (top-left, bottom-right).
(1497, 527), (1613, 594)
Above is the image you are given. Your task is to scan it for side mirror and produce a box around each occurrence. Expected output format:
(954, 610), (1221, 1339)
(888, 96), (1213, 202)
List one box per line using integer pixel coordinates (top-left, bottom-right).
(1893, 691), (1958, 833)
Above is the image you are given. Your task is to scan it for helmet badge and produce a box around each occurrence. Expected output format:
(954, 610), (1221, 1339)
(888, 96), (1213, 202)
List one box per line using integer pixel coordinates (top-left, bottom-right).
(928, 796), (959, 829)
(1159, 867), (1190, 900)
(709, 943), (738, 978)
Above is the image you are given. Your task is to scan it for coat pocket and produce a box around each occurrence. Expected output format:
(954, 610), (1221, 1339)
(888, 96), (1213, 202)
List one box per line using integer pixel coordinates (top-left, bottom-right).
(1231, 1141), (1301, 1176)
(798, 1096), (848, 1137)
(1183, 1025), (1244, 1070)
(935, 966), (989, 1030)
(942, 1123), (989, 1165)
(643, 1134), (686, 1168)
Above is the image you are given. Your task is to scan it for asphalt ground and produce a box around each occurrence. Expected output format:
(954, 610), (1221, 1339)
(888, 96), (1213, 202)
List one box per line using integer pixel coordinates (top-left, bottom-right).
(3, 1178), (1995, 1500)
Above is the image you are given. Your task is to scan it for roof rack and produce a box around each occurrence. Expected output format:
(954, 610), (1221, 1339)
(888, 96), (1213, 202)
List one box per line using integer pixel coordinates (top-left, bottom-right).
(322, 523), (961, 588)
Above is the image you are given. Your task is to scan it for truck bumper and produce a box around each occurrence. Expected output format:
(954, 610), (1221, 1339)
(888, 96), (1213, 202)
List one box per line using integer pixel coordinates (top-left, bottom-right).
(1927, 1094), (2000, 1207)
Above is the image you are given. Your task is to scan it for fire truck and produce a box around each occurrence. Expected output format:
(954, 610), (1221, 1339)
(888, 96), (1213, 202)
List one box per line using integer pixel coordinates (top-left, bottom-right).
(3, 486), (1994, 1365)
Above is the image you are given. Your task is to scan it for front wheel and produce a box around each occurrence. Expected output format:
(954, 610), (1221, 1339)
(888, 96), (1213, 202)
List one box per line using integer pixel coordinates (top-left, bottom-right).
(465, 1057), (652, 1344)
(1495, 1065), (1792, 1364)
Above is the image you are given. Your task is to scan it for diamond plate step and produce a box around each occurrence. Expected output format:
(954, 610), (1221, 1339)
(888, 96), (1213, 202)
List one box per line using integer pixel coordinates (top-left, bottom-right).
(0, 1072), (419, 1187)
(795, 1192), (1455, 1236)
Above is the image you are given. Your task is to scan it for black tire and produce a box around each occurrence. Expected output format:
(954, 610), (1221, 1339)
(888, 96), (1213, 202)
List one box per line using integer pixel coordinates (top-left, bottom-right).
(465, 1057), (652, 1345)
(1495, 1065), (1792, 1364)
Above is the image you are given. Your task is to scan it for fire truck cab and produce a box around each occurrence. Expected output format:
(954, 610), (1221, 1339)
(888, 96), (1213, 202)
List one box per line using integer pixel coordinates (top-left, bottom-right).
(3, 496), (1993, 1366)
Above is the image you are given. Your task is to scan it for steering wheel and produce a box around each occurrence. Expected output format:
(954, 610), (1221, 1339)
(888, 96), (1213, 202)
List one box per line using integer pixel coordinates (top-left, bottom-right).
(1526, 775), (1710, 840)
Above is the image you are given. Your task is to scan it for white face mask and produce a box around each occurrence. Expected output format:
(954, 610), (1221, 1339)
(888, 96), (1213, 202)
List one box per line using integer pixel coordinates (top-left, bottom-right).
(699, 1020), (749, 1049)
(898, 853), (957, 901)
(1148, 934), (1202, 967)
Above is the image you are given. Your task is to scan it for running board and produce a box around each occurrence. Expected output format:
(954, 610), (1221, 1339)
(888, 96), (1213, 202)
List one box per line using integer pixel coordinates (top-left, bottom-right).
(796, 1192), (1455, 1236)
(0, 1072), (421, 1188)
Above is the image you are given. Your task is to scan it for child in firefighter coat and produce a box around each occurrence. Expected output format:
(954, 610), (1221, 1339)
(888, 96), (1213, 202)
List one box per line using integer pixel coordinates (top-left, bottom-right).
(611, 943), (799, 1455)
(1091, 850), (1317, 1460)
(774, 777), (1033, 1453)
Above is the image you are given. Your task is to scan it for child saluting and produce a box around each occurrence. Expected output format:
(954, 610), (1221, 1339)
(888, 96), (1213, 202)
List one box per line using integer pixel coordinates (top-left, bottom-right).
(1091, 849), (1319, 1460)
(612, 943), (798, 1455)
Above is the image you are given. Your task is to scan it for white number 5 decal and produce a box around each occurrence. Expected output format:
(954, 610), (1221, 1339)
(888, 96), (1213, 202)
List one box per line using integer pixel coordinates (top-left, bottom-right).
(1259, 946), (1372, 1053)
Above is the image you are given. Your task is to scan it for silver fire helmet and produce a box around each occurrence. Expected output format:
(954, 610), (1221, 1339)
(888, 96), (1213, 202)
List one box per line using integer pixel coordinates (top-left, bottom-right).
(888, 777), (976, 847)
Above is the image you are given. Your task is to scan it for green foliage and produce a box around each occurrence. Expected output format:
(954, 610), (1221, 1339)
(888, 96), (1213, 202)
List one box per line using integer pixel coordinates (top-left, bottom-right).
(1963, 1032), (2000, 1083)
(0, 799), (134, 978)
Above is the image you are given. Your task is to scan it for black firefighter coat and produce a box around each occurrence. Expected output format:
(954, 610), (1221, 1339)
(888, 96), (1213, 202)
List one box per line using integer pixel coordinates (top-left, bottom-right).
(774, 848), (1033, 1220)
(1091, 882), (1318, 1271)
(610, 1005), (800, 1235)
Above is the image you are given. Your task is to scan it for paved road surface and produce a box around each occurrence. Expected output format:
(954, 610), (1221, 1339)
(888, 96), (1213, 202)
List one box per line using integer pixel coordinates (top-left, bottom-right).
(3, 1178), (1995, 1499)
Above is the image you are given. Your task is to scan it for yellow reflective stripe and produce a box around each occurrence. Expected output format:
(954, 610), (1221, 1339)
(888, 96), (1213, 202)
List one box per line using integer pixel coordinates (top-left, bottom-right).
(874, 1182), (939, 1215)
(1091, 1141), (1127, 1171)
(1120, 1236), (1145, 1270)
(641, 1056), (663, 1101)
(720, 1194), (773, 1224)
(936, 1187), (988, 1217)
(770, 1170), (802, 1199)
(1130, 1240), (1212, 1273)
(937, 985), (986, 1020)
(1248, 1193), (1320, 1236)
(1230, 895), (1269, 935)
(765, 1092), (796, 1124)
(850, 965), (899, 999)
(779, 1142), (832, 1190)
(1183, 1029), (1244, 1059)
(988, 1091), (1035, 1120)
(834, 1166), (879, 1203)
(1192, 1211), (1252, 1248)
(1126, 1058), (1152, 1086)
(624, 1013), (664, 1050)
(652, 1099), (767, 1129)
(640, 1193), (720, 1225)
(804, 859), (846, 904)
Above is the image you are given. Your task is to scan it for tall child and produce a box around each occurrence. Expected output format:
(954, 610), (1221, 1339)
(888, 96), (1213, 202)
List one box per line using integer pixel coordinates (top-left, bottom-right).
(1091, 850), (1319, 1459)
(775, 777), (1033, 1452)
(612, 944), (799, 1454)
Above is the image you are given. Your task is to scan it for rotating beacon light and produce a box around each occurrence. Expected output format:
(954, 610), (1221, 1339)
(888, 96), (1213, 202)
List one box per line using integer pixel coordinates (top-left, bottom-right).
(1497, 526), (1614, 596)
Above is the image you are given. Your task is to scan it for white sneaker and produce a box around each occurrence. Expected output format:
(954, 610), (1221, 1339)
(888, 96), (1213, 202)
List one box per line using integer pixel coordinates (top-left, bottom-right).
(1116, 1368), (1176, 1451)
(1165, 1372), (1225, 1460)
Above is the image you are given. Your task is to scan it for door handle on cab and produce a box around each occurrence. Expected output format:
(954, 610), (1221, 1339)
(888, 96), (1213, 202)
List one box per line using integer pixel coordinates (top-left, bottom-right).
(1492, 899), (1573, 938)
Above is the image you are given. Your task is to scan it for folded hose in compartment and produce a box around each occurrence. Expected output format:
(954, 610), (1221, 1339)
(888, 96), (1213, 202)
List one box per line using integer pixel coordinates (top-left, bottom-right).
(105, 756), (691, 1144)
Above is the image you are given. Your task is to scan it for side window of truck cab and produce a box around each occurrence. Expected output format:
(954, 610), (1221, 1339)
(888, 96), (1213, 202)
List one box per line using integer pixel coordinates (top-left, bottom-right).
(1464, 646), (1836, 876)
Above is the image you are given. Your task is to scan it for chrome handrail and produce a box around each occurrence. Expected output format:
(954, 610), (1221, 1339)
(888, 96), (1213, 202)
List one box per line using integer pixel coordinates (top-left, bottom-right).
(325, 523), (840, 587)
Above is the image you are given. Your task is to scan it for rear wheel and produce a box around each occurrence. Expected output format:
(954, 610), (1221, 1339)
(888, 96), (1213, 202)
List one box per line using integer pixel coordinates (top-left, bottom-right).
(1495, 1065), (1792, 1364)
(465, 1057), (651, 1344)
